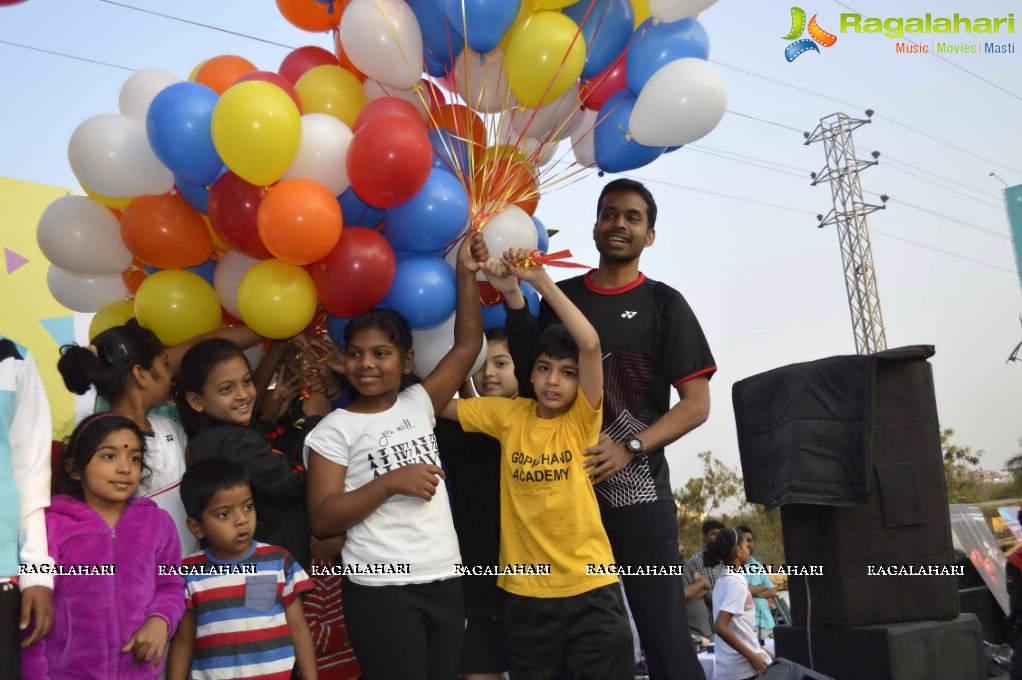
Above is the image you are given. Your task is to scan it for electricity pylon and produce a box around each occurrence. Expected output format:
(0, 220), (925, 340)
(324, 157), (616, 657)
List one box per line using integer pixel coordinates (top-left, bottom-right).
(805, 110), (889, 355)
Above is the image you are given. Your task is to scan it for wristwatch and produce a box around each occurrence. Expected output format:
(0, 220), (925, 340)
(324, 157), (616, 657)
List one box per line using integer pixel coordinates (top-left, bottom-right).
(625, 437), (645, 455)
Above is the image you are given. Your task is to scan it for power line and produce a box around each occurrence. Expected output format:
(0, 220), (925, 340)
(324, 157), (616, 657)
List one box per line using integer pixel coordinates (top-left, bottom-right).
(684, 147), (808, 179)
(689, 144), (812, 173)
(871, 229), (1017, 274)
(882, 154), (1001, 201)
(0, 39), (134, 72)
(878, 164), (1002, 210)
(867, 193), (1009, 240)
(831, 0), (1022, 105)
(96, 0), (297, 50)
(724, 109), (804, 133)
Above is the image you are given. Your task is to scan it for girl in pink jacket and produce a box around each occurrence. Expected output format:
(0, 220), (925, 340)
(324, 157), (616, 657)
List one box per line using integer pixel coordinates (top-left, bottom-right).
(21, 413), (185, 679)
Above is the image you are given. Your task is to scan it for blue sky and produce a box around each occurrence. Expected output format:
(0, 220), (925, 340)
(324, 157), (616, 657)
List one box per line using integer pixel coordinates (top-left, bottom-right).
(1, 0), (1020, 490)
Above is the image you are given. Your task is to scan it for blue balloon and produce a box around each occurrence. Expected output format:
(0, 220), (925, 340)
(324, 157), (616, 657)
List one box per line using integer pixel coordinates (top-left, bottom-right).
(327, 314), (351, 349)
(380, 256), (457, 330)
(394, 247), (446, 261)
(442, 0), (521, 54)
(520, 281), (540, 316)
(594, 91), (665, 173)
(175, 175), (212, 214)
(428, 129), (471, 178)
(185, 258), (217, 287)
(481, 301), (507, 331)
(627, 17), (709, 95)
(338, 187), (387, 228)
(146, 82), (223, 187)
(408, 0), (465, 63)
(532, 215), (549, 254)
(564, 0), (634, 79)
(384, 169), (470, 253)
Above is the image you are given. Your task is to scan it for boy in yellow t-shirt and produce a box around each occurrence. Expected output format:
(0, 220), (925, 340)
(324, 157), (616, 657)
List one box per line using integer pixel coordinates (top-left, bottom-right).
(440, 250), (633, 679)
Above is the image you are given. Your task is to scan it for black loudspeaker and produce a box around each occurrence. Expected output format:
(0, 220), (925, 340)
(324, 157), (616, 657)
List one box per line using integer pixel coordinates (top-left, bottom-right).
(733, 346), (958, 627)
(759, 659), (835, 680)
(774, 615), (986, 680)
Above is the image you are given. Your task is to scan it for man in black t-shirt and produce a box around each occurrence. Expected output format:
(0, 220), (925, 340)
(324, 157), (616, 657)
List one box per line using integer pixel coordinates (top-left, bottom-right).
(492, 179), (715, 679)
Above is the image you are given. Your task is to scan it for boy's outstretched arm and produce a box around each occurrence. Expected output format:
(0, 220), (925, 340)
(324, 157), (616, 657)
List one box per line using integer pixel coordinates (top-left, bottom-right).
(503, 250), (602, 409)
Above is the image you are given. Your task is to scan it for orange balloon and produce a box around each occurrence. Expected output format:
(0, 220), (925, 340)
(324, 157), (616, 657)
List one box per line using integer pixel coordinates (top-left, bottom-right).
(122, 258), (147, 296)
(196, 55), (258, 95)
(473, 159), (539, 216)
(120, 194), (214, 269)
(429, 104), (487, 160)
(257, 179), (344, 265)
(278, 0), (344, 32)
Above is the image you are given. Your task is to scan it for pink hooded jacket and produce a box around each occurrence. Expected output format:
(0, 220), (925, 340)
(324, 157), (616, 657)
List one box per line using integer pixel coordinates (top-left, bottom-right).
(21, 494), (185, 679)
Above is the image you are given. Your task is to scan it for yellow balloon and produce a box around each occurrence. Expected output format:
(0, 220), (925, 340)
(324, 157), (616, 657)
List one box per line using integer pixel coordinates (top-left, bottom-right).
(533, 0), (579, 10)
(499, 1), (539, 51)
(237, 259), (317, 339)
(631, 0), (650, 29)
(479, 144), (531, 166)
(212, 81), (302, 187)
(188, 59), (209, 82)
(202, 214), (231, 254)
(505, 12), (587, 108)
(295, 65), (367, 130)
(134, 270), (223, 346)
(82, 185), (133, 210)
(89, 298), (136, 341)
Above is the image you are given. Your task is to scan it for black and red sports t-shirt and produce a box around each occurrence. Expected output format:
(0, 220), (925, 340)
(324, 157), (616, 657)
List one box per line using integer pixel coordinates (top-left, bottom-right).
(510, 271), (715, 507)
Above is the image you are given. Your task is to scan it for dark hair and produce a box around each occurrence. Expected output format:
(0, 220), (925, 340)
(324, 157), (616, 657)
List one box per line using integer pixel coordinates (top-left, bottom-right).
(58, 320), (166, 402)
(174, 339), (249, 438)
(180, 458), (251, 522)
(701, 518), (726, 537)
(597, 178), (657, 230)
(343, 309), (418, 391)
(702, 527), (741, 568)
(58, 413), (150, 497)
(534, 324), (577, 365)
(736, 524), (754, 539)
(485, 327), (509, 344)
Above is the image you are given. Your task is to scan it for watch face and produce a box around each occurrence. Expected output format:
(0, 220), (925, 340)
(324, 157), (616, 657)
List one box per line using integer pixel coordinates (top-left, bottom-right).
(628, 438), (642, 453)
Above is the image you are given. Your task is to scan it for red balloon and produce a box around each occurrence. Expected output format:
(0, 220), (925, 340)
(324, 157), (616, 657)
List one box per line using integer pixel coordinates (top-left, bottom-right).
(208, 172), (273, 259)
(353, 97), (425, 133)
(279, 46), (340, 85)
(235, 70), (303, 113)
(0, 1), (31, 5)
(346, 115), (433, 209)
(312, 227), (396, 317)
(581, 53), (627, 111)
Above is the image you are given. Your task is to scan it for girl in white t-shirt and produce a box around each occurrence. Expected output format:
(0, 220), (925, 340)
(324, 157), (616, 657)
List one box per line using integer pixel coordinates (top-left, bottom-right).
(706, 527), (774, 680)
(305, 236), (483, 680)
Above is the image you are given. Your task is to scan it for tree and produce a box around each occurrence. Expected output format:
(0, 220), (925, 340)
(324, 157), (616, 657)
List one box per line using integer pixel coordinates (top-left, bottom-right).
(941, 427), (985, 504)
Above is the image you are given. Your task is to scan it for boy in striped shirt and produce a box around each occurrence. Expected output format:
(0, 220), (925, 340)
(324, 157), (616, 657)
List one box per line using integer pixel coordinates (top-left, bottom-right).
(168, 459), (317, 680)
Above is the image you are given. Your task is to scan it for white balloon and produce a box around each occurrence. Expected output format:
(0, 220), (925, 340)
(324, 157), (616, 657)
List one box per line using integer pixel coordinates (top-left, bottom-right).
(119, 68), (180, 124)
(510, 86), (581, 140)
(482, 205), (538, 257)
(363, 79), (429, 120)
(340, 0), (423, 90)
(47, 265), (130, 313)
(68, 114), (174, 199)
(214, 250), (262, 319)
(36, 195), (133, 275)
(629, 58), (728, 147)
(648, 0), (717, 24)
(570, 109), (599, 167)
(454, 49), (517, 113)
(412, 312), (486, 379)
(282, 114), (353, 196)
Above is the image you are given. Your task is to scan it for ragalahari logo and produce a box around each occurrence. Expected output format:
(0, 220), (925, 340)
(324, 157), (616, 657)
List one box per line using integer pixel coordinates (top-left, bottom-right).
(783, 7), (838, 61)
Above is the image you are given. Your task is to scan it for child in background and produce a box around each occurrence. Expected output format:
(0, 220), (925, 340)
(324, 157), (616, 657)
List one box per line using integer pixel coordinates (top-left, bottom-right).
(736, 524), (776, 641)
(304, 235), (483, 680)
(169, 458), (317, 680)
(704, 528), (773, 680)
(440, 250), (633, 679)
(434, 327), (518, 680)
(1, 337), (54, 665)
(301, 534), (362, 680)
(21, 413), (185, 679)
(175, 339), (329, 568)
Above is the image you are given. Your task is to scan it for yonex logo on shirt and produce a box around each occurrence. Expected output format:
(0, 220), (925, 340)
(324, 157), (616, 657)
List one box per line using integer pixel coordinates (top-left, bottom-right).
(621, 311), (638, 319)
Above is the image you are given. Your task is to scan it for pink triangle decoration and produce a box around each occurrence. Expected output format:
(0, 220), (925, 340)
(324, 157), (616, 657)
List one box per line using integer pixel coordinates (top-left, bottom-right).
(4, 248), (29, 274)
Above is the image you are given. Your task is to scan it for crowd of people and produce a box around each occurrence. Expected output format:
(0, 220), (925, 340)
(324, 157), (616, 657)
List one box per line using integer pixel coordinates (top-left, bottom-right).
(0, 179), (787, 680)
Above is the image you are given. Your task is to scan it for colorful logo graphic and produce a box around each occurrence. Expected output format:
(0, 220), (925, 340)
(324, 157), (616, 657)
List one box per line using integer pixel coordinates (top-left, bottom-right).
(783, 7), (838, 61)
